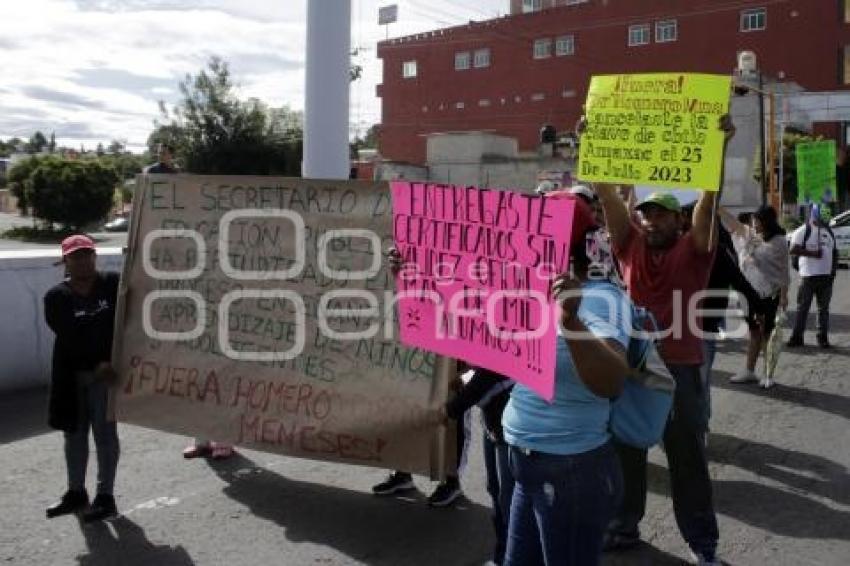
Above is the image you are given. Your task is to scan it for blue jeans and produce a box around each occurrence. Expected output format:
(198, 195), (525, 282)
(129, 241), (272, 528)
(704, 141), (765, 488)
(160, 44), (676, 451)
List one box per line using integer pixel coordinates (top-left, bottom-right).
(64, 377), (120, 495)
(609, 364), (719, 558)
(699, 338), (718, 430)
(483, 433), (514, 564)
(504, 442), (622, 566)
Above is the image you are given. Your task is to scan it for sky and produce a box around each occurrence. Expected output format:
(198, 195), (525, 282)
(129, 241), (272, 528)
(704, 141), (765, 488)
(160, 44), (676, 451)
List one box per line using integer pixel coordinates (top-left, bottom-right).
(0, 0), (503, 153)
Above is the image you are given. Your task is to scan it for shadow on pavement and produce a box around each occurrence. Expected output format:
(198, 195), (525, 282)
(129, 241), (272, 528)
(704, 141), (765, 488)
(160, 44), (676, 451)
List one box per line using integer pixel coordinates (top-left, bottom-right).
(0, 387), (51, 444)
(601, 541), (685, 566)
(646, 461), (850, 540)
(207, 453), (493, 566)
(712, 376), (850, 420)
(708, 432), (850, 507)
(76, 516), (194, 566)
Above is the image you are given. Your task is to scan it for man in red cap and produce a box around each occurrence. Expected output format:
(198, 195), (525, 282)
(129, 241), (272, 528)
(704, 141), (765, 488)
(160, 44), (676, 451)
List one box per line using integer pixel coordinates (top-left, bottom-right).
(44, 234), (121, 522)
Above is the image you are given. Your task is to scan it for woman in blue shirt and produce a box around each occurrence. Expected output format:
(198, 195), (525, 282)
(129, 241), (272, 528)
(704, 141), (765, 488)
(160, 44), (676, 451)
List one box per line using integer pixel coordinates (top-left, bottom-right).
(502, 193), (629, 566)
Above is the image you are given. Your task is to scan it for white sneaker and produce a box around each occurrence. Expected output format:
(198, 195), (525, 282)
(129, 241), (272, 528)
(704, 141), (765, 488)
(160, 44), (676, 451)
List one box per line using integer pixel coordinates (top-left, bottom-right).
(689, 550), (721, 566)
(729, 370), (757, 383)
(759, 377), (774, 389)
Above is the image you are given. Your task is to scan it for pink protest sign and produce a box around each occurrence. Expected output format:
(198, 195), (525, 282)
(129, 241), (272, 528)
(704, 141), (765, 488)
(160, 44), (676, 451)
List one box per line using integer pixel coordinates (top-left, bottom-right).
(391, 182), (575, 401)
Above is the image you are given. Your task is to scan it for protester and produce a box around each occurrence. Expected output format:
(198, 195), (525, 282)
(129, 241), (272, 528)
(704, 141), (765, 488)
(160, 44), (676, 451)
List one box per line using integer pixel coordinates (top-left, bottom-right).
(501, 194), (627, 566)
(372, 361), (471, 506)
(593, 116), (735, 566)
(143, 142), (178, 174)
(788, 205), (838, 348)
(720, 206), (789, 388)
(569, 183), (605, 225)
(696, 220), (763, 429)
(443, 367), (514, 564)
(44, 235), (121, 522)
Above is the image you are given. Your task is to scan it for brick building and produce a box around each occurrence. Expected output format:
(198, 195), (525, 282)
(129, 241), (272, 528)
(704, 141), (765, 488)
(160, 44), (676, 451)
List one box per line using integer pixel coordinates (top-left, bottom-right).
(376, 0), (850, 165)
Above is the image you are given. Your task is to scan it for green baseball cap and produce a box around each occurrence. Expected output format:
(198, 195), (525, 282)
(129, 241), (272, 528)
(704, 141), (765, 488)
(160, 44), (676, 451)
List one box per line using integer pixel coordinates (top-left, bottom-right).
(636, 192), (681, 213)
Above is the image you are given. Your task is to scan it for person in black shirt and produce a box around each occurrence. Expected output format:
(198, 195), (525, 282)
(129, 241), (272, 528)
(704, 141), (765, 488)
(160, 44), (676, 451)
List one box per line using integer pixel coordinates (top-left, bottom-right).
(143, 142), (178, 174)
(44, 235), (121, 522)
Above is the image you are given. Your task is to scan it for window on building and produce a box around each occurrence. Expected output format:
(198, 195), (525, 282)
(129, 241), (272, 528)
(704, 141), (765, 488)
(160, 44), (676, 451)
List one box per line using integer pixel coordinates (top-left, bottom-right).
(533, 38), (552, 59)
(845, 0), (850, 23)
(655, 19), (677, 43)
(564, 0), (589, 5)
(531, 93), (546, 101)
(402, 60), (417, 78)
(628, 24), (650, 46)
(454, 52), (470, 70)
(522, 0), (542, 13)
(741, 8), (766, 31)
(555, 35), (575, 56)
(474, 48), (491, 68)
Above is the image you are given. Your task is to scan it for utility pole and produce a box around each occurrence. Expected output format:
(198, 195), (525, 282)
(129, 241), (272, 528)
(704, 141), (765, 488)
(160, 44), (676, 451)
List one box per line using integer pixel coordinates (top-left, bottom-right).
(303, 0), (352, 180)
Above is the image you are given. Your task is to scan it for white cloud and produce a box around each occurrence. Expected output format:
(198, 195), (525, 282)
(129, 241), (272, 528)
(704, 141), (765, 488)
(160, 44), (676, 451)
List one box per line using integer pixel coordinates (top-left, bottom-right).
(0, 0), (500, 152)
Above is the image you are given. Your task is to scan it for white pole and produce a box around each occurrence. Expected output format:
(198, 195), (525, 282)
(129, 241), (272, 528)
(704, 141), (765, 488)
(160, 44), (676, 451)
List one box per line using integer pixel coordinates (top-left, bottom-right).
(303, 0), (352, 180)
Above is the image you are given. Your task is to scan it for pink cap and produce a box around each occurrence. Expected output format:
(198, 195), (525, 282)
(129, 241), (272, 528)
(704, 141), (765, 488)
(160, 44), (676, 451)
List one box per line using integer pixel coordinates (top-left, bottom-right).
(60, 234), (95, 256)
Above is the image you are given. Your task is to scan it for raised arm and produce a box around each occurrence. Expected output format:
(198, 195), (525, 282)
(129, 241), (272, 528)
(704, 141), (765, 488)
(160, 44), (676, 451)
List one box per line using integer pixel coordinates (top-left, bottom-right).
(595, 183), (633, 250)
(691, 115), (736, 254)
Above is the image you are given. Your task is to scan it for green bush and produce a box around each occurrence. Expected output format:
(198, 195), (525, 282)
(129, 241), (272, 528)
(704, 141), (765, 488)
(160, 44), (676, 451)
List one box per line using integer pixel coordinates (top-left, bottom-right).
(27, 159), (118, 230)
(7, 155), (51, 214)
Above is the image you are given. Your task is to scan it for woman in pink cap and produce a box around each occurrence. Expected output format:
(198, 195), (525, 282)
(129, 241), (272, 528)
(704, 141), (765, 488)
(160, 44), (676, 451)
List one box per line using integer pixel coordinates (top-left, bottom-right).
(44, 235), (121, 522)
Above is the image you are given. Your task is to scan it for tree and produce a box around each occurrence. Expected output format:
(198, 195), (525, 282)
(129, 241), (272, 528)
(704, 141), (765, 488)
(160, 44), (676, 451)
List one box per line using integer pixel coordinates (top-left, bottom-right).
(26, 131), (48, 154)
(26, 159), (117, 230)
(350, 124), (380, 157)
(7, 155), (49, 215)
(149, 57), (302, 175)
(107, 139), (126, 155)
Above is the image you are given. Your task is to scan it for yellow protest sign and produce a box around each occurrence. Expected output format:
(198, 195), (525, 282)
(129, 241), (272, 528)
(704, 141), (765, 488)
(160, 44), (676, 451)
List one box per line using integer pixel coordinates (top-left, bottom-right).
(577, 73), (732, 191)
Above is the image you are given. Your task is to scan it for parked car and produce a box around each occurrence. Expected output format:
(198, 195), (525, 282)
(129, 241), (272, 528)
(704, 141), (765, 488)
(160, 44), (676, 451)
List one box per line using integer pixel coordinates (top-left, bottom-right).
(102, 215), (129, 232)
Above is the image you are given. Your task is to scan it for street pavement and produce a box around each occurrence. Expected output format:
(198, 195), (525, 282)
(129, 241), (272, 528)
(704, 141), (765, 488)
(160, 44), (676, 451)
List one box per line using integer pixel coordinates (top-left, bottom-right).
(1, 272), (848, 566)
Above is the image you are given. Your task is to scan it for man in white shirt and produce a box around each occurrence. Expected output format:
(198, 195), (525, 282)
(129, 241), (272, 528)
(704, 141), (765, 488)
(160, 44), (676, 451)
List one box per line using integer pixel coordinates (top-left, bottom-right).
(788, 208), (837, 348)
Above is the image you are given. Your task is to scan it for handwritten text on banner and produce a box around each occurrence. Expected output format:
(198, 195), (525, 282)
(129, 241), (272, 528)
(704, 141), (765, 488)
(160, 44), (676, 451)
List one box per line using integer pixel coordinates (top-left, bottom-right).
(391, 182), (575, 401)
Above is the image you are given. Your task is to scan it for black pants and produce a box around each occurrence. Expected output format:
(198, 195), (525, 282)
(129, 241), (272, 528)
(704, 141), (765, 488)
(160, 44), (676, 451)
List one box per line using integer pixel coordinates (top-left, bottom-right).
(791, 275), (834, 342)
(609, 364), (719, 557)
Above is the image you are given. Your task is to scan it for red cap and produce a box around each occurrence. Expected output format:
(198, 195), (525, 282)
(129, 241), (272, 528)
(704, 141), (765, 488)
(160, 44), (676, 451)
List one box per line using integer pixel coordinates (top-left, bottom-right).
(60, 234), (95, 256)
(544, 190), (600, 246)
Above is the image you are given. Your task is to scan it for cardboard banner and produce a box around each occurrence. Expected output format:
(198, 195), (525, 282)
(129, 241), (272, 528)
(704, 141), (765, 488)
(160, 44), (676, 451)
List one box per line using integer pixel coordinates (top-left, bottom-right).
(796, 140), (836, 203)
(390, 182), (575, 401)
(112, 176), (451, 477)
(578, 73), (732, 191)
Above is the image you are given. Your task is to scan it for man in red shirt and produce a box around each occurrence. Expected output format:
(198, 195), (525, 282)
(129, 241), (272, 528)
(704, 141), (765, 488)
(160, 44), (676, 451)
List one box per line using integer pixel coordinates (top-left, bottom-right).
(595, 117), (735, 566)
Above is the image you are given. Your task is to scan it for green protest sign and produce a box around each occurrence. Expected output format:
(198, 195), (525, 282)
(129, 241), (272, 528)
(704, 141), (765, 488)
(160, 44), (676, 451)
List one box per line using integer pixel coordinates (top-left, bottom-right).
(796, 140), (836, 203)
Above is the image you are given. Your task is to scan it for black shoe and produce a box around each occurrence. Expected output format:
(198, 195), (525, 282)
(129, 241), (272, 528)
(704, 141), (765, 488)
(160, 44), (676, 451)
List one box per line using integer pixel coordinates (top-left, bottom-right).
(46, 489), (89, 518)
(372, 472), (414, 496)
(817, 336), (832, 349)
(786, 337), (804, 348)
(602, 530), (641, 551)
(83, 493), (118, 522)
(427, 479), (462, 507)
